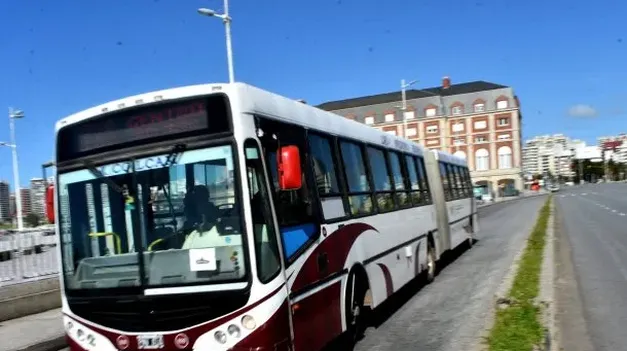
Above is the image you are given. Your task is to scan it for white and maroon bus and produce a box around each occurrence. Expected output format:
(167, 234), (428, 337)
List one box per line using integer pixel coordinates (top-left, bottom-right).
(50, 82), (478, 351)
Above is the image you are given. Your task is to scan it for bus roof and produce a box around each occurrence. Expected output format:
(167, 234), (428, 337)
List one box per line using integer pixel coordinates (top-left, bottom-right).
(56, 82), (426, 156)
(431, 149), (468, 167)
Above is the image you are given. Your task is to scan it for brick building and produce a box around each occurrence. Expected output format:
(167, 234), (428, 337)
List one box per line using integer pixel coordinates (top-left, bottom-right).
(317, 77), (524, 195)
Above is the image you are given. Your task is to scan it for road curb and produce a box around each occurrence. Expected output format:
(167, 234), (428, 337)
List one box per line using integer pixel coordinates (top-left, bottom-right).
(13, 336), (66, 351)
(538, 198), (558, 351)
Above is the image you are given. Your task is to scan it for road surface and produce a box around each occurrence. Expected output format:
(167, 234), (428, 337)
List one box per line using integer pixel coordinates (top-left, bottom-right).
(555, 183), (627, 351)
(350, 195), (547, 351)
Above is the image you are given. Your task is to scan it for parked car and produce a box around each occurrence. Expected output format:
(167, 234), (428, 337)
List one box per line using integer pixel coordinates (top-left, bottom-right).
(549, 184), (560, 192)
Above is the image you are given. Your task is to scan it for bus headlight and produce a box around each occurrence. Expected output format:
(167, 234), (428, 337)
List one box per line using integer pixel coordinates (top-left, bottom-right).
(227, 324), (241, 338)
(214, 331), (227, 344)
(241, 315), (256, 330)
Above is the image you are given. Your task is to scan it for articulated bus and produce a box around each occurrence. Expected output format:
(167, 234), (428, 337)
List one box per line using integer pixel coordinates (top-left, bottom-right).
(50, 82), (478, 351)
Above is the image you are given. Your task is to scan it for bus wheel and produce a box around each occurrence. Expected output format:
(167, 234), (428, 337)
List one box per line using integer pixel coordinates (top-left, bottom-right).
(345, 270), (367, 345)
(426, 242), (436, 284)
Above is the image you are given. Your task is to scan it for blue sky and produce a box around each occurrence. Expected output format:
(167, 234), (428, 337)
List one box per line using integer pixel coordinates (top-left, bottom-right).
(0, 0), (626, 189)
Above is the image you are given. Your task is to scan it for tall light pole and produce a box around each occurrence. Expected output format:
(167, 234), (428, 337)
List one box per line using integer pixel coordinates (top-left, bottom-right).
(400, 79), (417, 139)
(2, 108), (25, 231)
(198, 0), (235, 83)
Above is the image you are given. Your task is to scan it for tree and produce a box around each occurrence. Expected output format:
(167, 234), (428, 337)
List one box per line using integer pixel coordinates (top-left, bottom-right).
(24, 213), (40, 227)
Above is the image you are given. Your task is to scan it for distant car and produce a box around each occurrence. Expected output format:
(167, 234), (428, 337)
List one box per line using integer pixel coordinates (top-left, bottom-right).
(549, 184), (560, 192)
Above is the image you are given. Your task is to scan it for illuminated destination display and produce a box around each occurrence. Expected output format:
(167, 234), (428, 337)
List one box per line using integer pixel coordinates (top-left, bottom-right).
(58, 94), (231, 161)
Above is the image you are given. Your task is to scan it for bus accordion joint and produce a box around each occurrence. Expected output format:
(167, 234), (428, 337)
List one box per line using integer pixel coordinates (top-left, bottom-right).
(88, 232), (122, 255)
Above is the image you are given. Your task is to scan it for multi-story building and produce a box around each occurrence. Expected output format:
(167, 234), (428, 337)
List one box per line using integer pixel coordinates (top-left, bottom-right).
(20, 188), (32, 216)
(598, 134), (627, 163)
(0, 181), (10, 222)
(30, 178), (47, 219)
(522, 134), (583, 179)
(317, 77), (524, 195)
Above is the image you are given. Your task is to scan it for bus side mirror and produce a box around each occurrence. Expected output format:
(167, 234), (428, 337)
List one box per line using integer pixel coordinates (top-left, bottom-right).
(277, 145), (302, 190)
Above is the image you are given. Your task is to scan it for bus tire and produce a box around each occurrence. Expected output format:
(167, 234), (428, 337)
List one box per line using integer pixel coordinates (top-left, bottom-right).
(426, 240), (436, 284)
(345, 267), (368, 346)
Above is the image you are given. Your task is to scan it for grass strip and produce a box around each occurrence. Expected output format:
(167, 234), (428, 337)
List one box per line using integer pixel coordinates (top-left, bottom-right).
(487, 196), (552, 351)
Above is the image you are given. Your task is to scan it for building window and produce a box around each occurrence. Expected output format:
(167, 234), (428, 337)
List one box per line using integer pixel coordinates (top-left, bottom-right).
(475, 149), (489, 171)
(498, 117), (509, 126)
(454, 138), (465, 145)
(475, 136), (487, 143)
(427, 125), (438, 134)
(474, 120), (487, 129)
(385, 113), (395, 122)
(498, 146), (513, 169)
(452, 122), (464, 133)
(497, 100), (509, 109)
(454, 150), (467, 159)
(364, 116), (374, 125)
(427, 139), (438, 145)
(403, 111), (415, 120)
(406, 127), (417, 137)
(498, 134), (511, 140)
(452, 106), (463, 115)
(474, 103), (485, 113)
(386, 130), (397, 136)
(425, 108), (437, 117)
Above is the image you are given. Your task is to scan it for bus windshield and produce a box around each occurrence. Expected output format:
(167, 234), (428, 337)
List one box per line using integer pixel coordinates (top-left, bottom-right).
(57, 145), (247, 291)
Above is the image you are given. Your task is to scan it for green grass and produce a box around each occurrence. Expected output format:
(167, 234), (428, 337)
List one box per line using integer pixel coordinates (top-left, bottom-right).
(487, 196), (552, 351)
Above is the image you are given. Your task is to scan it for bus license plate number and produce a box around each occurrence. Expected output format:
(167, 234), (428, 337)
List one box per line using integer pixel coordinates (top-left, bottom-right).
(137, 335), (164, 349)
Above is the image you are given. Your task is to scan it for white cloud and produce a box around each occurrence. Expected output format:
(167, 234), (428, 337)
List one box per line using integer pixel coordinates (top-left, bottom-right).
(568, 104), (598, 118)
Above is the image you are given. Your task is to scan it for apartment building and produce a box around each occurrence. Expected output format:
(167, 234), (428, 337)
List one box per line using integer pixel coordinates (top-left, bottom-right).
(522, 134), (584, 178)
(317, 77), (524, 193)
(30, 178), (47, 219)
(598, 134), (627, 163)
(0, 181), (10, 222)
(20, 188), (32, 215)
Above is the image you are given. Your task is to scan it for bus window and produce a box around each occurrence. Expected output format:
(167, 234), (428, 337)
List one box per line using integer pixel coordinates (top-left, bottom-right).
(439, 162), (452, 201)
(308, 133), (346, 220)
(244, 139), (281, 283)
(415, 157), (431, 204)
(256, 117), (317, 263)
(388, 152), (410, 208)
(404, 155), (423, 206)
(366, 147), (395, 212)
(339, 141), (373, 216)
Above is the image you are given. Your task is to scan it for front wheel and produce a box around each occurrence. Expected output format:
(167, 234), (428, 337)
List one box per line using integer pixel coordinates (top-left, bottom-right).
(345, 271), (367, 347)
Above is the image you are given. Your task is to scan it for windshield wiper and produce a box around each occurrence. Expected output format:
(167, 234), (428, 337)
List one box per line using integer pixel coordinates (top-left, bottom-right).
(164, 143), (187, 167)
(84, 159), (127, 194)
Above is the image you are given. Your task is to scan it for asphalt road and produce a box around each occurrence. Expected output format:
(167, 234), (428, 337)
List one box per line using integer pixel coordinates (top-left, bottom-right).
(555, 183), (627, 351)
(351, 195), (547, 351)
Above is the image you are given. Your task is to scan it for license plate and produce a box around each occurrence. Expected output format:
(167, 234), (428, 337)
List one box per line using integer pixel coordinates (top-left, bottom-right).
(137, 335), (164, 349)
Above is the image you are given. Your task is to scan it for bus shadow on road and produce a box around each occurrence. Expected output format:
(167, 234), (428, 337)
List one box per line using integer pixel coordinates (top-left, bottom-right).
(368, 239), (478, 329)
(323, 239), (479, 350)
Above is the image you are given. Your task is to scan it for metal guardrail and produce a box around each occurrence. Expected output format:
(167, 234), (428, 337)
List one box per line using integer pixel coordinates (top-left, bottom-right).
(0, 230), (59, 287)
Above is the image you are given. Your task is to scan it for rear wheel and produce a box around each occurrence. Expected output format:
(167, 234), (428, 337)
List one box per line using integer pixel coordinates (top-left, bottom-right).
(426, 242), (436, 284)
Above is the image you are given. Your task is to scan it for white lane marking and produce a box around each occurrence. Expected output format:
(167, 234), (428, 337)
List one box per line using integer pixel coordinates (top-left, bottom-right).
(560, 195), (566, 198)
(582, 193), (587, 196)
(620, 213), (626, 216)
(612, 210), (618, 213)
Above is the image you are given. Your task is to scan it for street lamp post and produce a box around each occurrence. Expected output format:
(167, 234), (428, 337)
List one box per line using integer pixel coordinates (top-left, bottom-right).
(198, 0), (235, 83)
(2, 108), (25, 231)
(400, 79), (417, 139)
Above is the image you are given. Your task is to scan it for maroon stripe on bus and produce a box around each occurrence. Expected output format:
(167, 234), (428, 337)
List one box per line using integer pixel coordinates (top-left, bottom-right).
(376, 263), (394, 297)
(291, 223), (377, 293)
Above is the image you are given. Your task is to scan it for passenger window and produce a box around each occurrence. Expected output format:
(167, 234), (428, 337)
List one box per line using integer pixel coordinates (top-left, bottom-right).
(257, 118), (317, 263)
(439, 162), (452, 201)
(415, 157), (431, 204)
(389, 152), (410, 208)
(366, 147), (395, 212)
(340, 141), (373, 215)
(244, 140), (281, 283)
(447, 164), (461, 199)
(308, 134), (346, 220)
(404, 155), (423, 206)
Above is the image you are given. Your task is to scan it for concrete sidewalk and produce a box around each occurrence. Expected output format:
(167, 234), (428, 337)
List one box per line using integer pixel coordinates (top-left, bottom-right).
(477, 190), (549, 209)
(0, 308), (65, 351)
